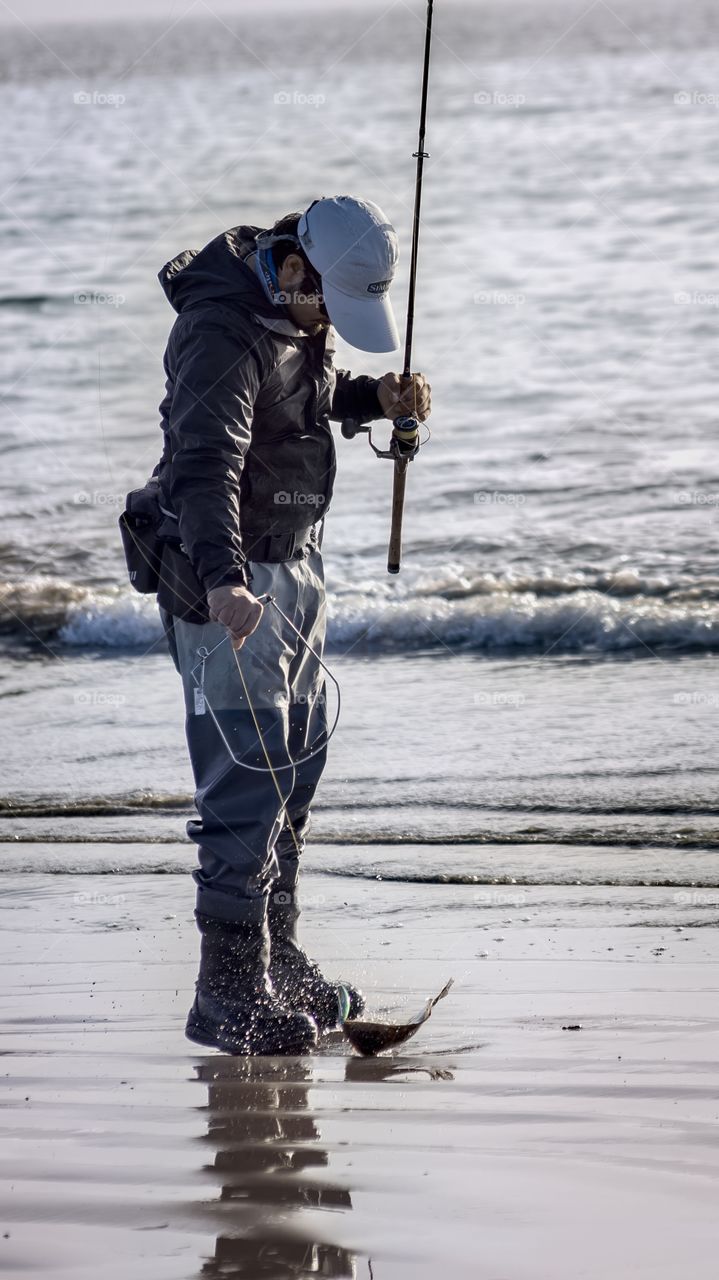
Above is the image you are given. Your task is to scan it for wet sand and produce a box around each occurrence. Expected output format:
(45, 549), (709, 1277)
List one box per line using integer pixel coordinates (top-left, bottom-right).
(1, 857), (719, 1279)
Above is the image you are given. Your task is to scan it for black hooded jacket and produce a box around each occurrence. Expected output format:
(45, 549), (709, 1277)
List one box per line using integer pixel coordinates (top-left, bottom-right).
(155, 225), (384, 592)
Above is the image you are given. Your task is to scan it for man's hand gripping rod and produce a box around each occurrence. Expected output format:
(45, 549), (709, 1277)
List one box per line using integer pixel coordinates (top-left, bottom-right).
(341, 0), (435, 575)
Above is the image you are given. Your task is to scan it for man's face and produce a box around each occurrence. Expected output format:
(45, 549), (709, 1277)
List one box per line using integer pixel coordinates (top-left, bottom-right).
(277, 252), (330, 335)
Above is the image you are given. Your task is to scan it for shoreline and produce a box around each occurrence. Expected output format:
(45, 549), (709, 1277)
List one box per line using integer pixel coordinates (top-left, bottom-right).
(2, 864), (718, 1278)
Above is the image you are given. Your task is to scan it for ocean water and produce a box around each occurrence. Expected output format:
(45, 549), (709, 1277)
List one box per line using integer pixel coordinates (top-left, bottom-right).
(0, 0), (717, 878)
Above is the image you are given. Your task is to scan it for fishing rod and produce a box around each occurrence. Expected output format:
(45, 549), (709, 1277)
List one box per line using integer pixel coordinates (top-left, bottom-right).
(342, 0), (435, 574)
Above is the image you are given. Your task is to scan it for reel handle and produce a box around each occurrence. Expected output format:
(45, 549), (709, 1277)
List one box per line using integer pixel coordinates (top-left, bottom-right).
(340, 418), (370, 440)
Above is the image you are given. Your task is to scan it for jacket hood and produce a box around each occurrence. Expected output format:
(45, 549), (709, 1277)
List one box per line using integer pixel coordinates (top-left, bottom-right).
(158, 225), (283, 321)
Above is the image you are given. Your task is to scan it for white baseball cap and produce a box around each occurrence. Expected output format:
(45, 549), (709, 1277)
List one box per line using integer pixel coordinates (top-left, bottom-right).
(297, 196), (400, 352)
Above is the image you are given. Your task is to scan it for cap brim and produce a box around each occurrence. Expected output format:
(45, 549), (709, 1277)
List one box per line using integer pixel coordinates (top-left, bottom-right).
(323, 280), (400, 353)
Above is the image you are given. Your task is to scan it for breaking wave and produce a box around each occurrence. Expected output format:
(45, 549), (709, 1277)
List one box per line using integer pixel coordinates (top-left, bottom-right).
(2, 568), (719, 655)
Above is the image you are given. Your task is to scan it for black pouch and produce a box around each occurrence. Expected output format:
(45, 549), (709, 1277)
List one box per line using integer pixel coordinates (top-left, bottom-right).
(120, 477), (240, 625)
(119, 482), (164, 594)
(156, 539), (211, 625)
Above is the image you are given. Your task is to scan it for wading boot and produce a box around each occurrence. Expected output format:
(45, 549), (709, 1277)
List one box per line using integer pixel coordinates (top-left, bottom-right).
(268, 888), (365, 1032)
(186, 913), (318, 1055)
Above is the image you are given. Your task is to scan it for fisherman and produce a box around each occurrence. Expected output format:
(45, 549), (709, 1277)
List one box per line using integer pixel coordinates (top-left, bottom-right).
(153, 196), (431, 1055)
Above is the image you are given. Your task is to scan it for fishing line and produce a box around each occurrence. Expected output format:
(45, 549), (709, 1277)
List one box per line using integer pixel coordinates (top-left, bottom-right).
(189, 595), (342, 863)
(189, 592), (341, 776)
(122, 518), (340, 779)
(231, 646), (303, 861)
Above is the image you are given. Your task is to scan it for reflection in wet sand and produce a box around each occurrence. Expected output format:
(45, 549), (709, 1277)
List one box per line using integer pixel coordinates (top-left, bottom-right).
(344, 1057), (455, 1085)
(195, 1057), (356, 1278)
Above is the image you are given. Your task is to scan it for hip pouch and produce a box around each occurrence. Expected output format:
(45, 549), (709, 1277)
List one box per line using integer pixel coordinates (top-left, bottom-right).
(119, 479), (210, 623)
(119, 481), (164, 594)
(156, 540), (210, 626)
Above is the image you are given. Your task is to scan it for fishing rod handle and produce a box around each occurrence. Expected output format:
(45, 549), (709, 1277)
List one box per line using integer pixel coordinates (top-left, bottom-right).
(387, 458), (410, 574)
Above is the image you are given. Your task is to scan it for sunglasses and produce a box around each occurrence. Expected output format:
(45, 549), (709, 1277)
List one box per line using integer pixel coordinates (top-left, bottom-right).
(303, 264), (329, 322)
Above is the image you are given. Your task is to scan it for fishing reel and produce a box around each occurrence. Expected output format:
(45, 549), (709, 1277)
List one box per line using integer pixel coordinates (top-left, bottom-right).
(341, 414), (421, 462)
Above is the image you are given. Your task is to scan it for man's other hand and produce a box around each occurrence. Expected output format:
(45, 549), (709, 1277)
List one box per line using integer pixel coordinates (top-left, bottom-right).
(378, 371), (431, 422)
(207, 585), (263, 650)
